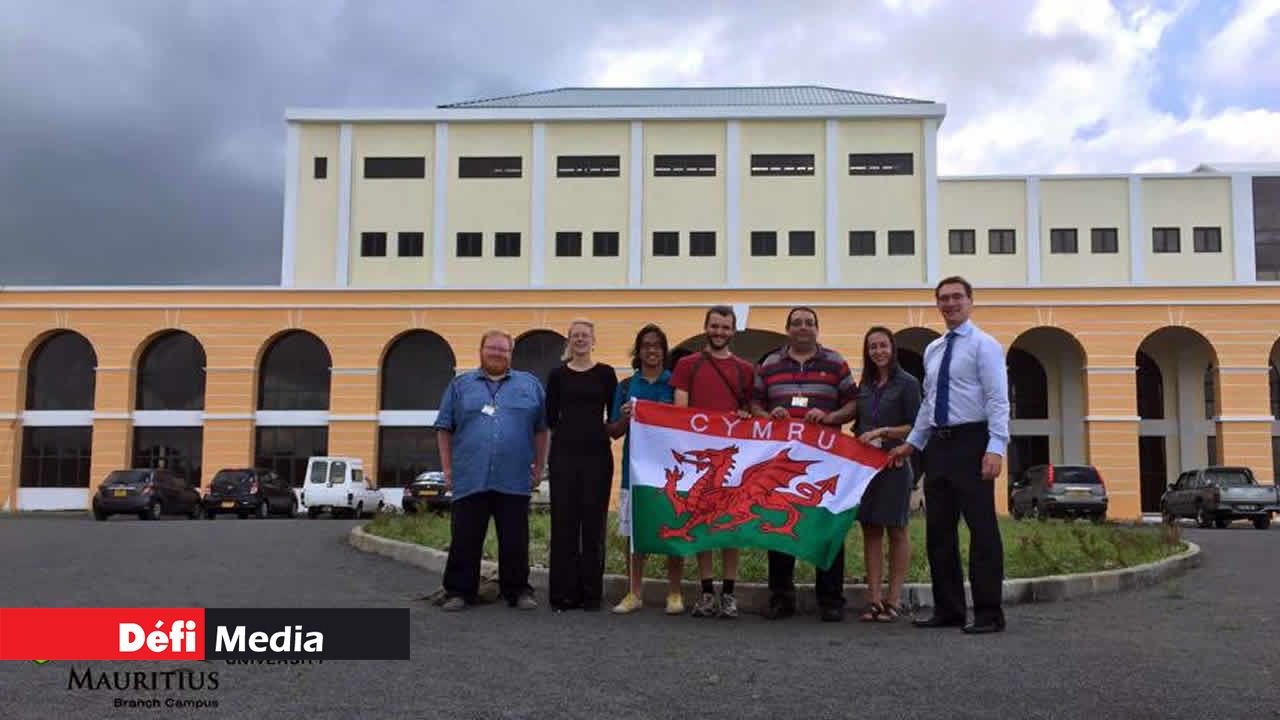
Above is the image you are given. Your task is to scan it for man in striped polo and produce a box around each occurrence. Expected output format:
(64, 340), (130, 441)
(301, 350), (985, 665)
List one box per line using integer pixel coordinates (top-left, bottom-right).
(751, 307), (858, 621)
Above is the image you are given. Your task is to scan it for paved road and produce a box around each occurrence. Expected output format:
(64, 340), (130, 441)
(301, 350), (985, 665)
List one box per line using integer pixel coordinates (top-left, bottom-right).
(0, 513), (1276, 719)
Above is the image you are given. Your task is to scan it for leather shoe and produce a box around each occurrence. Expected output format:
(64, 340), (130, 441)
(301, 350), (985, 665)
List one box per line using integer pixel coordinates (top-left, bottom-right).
(912, 615), (965, 629)
(962, 619), (1005, 634)
(819, 606), (844, 623)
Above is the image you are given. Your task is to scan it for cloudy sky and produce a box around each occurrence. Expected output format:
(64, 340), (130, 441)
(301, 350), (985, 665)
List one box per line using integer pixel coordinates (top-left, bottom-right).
(2, 0), (1278, 285)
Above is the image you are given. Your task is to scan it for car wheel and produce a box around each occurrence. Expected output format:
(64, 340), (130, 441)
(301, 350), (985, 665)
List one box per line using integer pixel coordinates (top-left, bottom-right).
(1196, 505), (1214, 528)
(288, 498), (297, 518)
(205, 510), (216, 520)
(257, 500), (270, 519)
(1214, 517), (1230, 529)
(1031, 502), (1045, 521)
(308, 508), (321, 519)
(92, 505), (108, 522)
(1010, 504), (1023, 520)
(1253, 516), (1271, 530)
(146, 501), (162, 521)
(1161, 505), (1177, 525)
(354, 502), (364, 519)
(188, 504), (204, 520)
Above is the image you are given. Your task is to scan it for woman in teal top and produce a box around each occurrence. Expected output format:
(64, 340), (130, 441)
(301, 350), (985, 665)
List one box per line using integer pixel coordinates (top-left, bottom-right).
(605, 323), (679, 614)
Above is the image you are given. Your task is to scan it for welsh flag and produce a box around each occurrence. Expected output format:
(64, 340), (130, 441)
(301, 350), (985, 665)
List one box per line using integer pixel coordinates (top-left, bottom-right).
(628, 400), (890, 569)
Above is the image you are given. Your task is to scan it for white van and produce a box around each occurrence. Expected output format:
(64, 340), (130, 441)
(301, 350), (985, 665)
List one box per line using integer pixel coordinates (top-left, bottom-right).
(300, 457), (383, 519)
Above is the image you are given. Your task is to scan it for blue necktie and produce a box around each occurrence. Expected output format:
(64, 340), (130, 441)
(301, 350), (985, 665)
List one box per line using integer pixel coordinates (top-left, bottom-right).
(933, 331), (958, 428)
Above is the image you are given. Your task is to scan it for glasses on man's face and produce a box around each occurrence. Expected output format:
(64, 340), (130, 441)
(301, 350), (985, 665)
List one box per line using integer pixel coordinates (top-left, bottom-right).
(482, 345), (512, 354)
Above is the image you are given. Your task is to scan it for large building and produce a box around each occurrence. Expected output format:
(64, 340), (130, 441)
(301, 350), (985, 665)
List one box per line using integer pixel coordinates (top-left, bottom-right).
(3, 86), (1280, 518)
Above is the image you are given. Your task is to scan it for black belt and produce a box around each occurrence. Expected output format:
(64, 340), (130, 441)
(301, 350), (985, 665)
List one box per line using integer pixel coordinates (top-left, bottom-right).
(933, 421), (987, 440)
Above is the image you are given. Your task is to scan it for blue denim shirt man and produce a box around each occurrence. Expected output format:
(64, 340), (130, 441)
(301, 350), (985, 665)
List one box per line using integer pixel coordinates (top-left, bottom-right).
(435, 329), (549, 610)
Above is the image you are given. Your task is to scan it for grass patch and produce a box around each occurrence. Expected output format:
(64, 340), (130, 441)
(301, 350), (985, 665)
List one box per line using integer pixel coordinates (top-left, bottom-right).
(365, 511), (1185, 583)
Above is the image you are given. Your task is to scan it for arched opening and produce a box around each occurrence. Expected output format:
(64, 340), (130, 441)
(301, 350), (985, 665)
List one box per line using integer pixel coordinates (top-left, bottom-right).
(512, 330), (565, 388)
(133, 331), (207, 487)
(20, 331), (97, 509)
(253, 331), (331, 487)
(893, 327), (940, 385)
(1136, 328), (1220, 513)
(1267, 341), (1280, 483)
(675, 329), (789, 366)
(1006, 328), (1087, 488)
(378, 331), (456, 491)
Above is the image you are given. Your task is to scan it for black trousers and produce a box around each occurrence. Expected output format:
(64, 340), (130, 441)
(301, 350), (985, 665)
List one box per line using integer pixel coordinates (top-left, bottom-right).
(767, 546), (846, 609)
(549, 451), (613, 609)
(443, 491), (531, 603)
(922, 423), (1005, 624)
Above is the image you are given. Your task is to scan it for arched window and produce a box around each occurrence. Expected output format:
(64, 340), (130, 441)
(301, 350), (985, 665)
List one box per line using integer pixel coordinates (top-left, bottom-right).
(26, 331), (96, 410)
(136, 332), (206, 410)
(512, 331), (565, 388)
(1203, 364), (1217, 420)
(1136, 351), (1164, 420)
(1007, 348), (1048, 420)
(381, 331), (456, 410)
(257, 332), (331, 410)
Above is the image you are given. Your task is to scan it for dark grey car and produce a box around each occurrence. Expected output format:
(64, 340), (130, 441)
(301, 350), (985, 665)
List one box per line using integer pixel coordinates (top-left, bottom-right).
(92, 469), (203, 521)
(1008, 464), (1108, 521)
(1160, 466), (1277, 529)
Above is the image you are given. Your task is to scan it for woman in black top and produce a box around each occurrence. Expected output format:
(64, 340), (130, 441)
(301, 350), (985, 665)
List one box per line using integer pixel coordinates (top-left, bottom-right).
(545, 319), (618, 611)
(853, 326), (922, 622)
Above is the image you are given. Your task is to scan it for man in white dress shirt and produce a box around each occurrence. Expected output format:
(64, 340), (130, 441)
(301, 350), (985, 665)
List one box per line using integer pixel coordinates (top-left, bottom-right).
(887, 276), (1010, 634)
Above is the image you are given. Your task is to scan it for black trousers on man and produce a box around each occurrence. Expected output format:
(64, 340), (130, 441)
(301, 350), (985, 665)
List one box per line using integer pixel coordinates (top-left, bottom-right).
(549, 452), (613, 610)
(767, 546), (846, 609)
(922, 422), (1005, 625)
(443, 490), (531, 604)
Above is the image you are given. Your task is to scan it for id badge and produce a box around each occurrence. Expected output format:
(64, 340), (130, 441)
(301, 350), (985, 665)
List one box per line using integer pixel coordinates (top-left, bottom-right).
(481, 403), (497, 416)
(790, 396), (809, 408)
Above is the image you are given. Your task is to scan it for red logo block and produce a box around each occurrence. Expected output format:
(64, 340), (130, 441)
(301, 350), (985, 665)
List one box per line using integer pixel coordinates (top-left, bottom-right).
(0, 608), (206, 661)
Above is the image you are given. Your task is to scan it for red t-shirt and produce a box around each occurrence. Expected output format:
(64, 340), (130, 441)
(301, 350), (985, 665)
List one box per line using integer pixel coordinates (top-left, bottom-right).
(670, 352), (755, 411)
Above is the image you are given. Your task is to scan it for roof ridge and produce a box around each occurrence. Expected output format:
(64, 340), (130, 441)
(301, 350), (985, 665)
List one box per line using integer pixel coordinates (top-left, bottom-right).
(441, 85), (935, 108)
(439, 86), (571, 108)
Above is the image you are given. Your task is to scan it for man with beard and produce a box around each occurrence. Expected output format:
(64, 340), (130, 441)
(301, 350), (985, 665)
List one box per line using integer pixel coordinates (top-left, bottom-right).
(669, 305), (755, 619)
(751, 307), (857, 621)
(435, 329), (549, 612)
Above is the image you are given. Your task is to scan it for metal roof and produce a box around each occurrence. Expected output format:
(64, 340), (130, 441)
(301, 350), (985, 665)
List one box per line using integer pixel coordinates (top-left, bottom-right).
(1194, 162), (1280, 174)
(439, 86), (933, 109)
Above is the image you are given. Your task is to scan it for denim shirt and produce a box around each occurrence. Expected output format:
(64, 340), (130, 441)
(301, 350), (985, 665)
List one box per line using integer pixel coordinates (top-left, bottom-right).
(434, 369), (547, 500)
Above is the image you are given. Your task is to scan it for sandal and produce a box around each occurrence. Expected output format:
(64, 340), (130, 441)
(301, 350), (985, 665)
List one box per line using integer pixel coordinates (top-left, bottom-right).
(858, 602), (884, 622)
(876, 603), (902, 623)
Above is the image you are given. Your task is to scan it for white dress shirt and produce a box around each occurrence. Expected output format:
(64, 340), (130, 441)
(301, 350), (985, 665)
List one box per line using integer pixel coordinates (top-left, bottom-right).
(906, 319), (1010, 456)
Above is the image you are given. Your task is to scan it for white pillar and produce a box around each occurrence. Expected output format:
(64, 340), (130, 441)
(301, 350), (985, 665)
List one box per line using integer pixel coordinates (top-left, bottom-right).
(281, 123), (299, 287)
(432, 122), (448, 287)
(922, 118), (940, 285)
(531, 122), (546, 287)
(628, 121), (643, 286)
(1128, 176), (1144, 283)
(335, 123), (352, 288)
(725, 120), (741, 286)
(825, 119), (840, 286)
(1231, 173), (1256, 282)
(1025, 177), (1041, 285)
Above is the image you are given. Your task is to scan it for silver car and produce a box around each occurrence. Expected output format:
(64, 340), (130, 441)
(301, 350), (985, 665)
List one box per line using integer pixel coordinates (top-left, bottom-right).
(1009, 464), (1108, 522)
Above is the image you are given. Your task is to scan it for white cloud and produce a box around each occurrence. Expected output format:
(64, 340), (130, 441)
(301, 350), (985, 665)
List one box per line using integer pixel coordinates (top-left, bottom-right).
(1198, 0), (1280, 88)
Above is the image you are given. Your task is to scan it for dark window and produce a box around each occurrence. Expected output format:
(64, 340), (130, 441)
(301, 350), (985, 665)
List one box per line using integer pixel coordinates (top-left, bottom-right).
(456, 232), (482, 258)
(381, 331), (456, 410)
(887, 230), (915, 256)
(948, 229), (976, 255)
(1007, 348), (1048, 419)
(789, 231), (816, 256)
(989, 229), (1016, 254)
(1153, 227), (1180, 253)
(257, 331), (331, 410)
(556, 155), (620, 177)
(1138, 436), (1168, 513)
(26, 331), (96, 410)
(364, 157), (425, 179)
(750, 154), (815, 176)
(1207, 435), (1218, 466)
(653, 231), (679, 256)
(1007, 436), (1050, 488)
(592, 231), (619, 257)
(1136, 350), (1164, 420)
(751, 231), (778, 257)
(495, 232), (521, 257)
(459, 156), (522, 178)
(1091, 227), (1119, 253)
(397, 232), (424, 257)
(254, 426), (328, 488)
(378, 428), (441, 488)
(1050, 228), (1078, 254)
(136, 331), (206, 411)
(133, 427), (203, 487)
(1204, 364), (1217, 419)
(848, 153), (913, 175)
(653, 154), (716, 177)
(512, 330), (566, 388)
(313, 157), (327, 179)
(360, 232), (387, 257)
(849, 231), (876, 256)
(1193, 226), (1222, 253)
(1253, 177), (1280, 279)
(555, 232), (582, 257)
(689, 231), (716, 257)
(20, 427), (92, 488)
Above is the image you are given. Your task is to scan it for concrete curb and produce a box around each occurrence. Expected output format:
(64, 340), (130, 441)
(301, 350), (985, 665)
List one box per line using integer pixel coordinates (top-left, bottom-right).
(349, 525), (1200, 614)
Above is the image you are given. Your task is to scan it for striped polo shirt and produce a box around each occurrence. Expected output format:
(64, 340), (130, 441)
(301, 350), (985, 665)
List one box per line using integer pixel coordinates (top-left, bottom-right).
(754, 344), (855, 418)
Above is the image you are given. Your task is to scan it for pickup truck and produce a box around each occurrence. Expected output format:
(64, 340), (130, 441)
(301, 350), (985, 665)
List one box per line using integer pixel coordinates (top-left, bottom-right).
(1160, 466), (1278, 529)
(299, 456), (384, 519)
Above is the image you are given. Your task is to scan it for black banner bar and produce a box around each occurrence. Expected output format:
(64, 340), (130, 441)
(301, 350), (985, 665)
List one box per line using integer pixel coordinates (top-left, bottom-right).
(204, 608), (409, 660)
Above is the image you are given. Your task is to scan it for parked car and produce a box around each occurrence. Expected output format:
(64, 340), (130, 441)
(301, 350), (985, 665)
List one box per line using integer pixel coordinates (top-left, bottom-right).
(300, 456), (383, 518)
(1008, 464), (1108, 522)
(1160, 466), (1277, 529)
(203, 468), (297, 519)
(402, 471), (451, 514)
(92, 469), (203, 521)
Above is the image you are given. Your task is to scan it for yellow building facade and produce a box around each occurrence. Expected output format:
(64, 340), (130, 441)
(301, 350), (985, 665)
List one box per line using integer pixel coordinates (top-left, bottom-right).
(5, 86), (1280, 520)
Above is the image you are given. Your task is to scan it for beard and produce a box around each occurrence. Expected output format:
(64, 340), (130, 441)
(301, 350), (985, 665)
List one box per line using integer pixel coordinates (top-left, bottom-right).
(706, 335), (731, 350)
(481, 358), (510, 376)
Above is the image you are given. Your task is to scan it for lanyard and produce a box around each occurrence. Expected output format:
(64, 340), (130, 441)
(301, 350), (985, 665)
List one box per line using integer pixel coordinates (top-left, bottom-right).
(483, 377), (504, 406)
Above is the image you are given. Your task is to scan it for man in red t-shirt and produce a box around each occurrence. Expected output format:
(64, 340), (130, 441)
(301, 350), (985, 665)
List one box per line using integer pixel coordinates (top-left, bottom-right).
(670, 305), (755, 619)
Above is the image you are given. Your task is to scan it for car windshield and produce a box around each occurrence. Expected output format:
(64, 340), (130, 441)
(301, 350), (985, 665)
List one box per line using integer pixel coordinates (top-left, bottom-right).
(103, 470), (149, 485)
(212, 471), (253, 491)
(1205, 469), (1253, 487)
(1056, 467), (1100, 484)
(308, 462), (328, 484)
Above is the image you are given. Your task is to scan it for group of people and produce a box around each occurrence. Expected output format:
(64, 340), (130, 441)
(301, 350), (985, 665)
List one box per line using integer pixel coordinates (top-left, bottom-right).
(432, 275), (1011, 634)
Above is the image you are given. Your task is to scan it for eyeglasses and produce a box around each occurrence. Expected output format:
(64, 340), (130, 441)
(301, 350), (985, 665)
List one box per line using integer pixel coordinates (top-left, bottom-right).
(482, 345), (512, 353)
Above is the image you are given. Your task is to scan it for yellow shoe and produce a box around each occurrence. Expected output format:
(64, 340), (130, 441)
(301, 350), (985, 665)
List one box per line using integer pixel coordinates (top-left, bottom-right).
(611, 593), (643, 614)
(665, 592), (685, 615)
